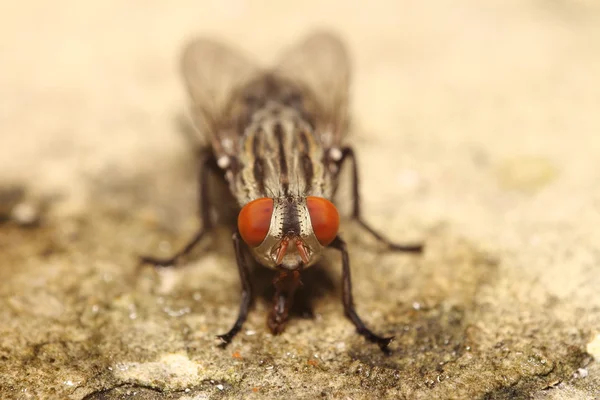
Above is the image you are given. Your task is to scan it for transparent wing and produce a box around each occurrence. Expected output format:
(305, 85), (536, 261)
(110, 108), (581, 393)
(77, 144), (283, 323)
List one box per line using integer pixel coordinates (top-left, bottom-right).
(274, 31), (351, 148)
(180, 38), (260, 157)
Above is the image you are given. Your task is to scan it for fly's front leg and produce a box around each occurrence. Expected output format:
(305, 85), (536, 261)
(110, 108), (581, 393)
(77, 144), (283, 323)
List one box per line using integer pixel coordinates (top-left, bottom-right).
(139, 149), (220, 267)
(329, 236), (394, 353)
(267, 269), (302, 335)
(332, 146), (423, 253)
(217, 232), (253, 346)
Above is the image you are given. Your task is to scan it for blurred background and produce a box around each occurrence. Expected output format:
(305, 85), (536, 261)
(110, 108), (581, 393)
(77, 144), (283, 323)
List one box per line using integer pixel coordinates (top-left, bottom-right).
(1, 1), (600, 399)
(3, 0), (598, 210)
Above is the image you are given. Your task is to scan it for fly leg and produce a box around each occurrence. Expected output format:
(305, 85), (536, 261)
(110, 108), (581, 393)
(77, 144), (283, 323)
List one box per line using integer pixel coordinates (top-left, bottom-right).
(217, 232), (253, 345)
(267, 269), (302, 335)
(332, 146), (424, 253)
(139, 149), (220, 267)
(329, 236), (394, 353)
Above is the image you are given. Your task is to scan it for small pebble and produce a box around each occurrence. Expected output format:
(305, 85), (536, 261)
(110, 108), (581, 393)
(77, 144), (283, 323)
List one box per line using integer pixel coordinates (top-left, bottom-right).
(12, 202), (39, 226)
(575, 368), (588, 378)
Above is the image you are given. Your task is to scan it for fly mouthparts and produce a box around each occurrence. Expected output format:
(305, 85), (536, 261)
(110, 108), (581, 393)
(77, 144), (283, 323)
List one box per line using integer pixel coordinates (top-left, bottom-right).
(274, 236), (310, 266)
(275, 237), (290, 265)
(295, 239), (310, 264)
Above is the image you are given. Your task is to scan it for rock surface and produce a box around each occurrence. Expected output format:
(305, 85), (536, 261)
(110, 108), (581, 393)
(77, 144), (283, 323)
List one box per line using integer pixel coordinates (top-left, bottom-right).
(1, 1), (599, 399)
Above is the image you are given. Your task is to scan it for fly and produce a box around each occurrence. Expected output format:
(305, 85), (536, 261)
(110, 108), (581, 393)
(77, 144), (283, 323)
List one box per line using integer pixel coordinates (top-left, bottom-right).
(141, 31), (424, 353)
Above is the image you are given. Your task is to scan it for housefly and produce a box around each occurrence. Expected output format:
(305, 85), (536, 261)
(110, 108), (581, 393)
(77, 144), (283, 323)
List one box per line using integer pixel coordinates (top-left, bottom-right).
(141, 31), (424, 353)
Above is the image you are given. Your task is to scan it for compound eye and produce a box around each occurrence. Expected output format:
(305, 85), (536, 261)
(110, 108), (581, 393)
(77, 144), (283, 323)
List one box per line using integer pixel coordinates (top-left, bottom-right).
(238, 198), (274, 247)
(306, 197), (339, 246)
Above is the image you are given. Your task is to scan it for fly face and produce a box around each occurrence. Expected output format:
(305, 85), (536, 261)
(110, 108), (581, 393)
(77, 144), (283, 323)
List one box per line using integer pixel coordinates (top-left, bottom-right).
(237, 196), (339, 270)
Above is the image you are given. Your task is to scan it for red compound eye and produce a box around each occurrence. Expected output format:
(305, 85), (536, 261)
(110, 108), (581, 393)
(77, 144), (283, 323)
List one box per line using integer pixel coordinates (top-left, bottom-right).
(306, 197), (339, 246)
(238, 198), (274, 247)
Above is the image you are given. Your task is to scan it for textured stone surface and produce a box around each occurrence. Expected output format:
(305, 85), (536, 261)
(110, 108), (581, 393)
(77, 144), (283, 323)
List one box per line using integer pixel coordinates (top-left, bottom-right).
(1, 1), (599, 399)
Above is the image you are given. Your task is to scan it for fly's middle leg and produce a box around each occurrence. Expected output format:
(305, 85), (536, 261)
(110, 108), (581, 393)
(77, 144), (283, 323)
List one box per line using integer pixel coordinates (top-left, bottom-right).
(333, 146), (424, 253)
(139, 149), (220, 267)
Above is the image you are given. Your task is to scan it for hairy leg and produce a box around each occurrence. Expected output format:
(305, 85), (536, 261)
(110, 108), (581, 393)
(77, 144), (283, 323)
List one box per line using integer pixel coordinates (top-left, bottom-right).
(217, 232), (254, 345)
(267, 269), (302, 335)
(330, 236), (394, 353)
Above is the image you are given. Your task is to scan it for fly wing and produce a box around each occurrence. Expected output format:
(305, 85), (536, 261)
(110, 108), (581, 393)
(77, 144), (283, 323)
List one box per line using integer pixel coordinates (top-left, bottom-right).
(180, 38), (260, 158)
(274, 31), (351, 149)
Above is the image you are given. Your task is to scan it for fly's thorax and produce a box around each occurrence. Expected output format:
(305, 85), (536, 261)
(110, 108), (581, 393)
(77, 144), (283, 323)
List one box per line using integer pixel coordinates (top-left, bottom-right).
(251, 196), (324, 270)
(228, 102), (334, 205)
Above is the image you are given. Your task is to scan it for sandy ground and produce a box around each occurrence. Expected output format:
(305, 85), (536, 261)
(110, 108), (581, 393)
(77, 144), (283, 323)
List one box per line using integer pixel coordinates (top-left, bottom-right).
(1, 0), (600, 399)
